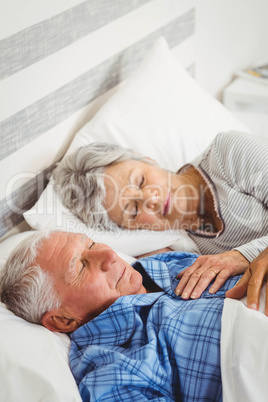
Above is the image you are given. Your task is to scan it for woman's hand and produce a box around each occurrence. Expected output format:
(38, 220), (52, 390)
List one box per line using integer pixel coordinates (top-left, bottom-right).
(226, 247), (268, 315)
(175, 250), (249, 299)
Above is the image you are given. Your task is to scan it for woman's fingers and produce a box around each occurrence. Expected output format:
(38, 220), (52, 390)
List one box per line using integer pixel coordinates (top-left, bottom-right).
(180, 269), (220, 299)
(226, 261), (267, 313)
(245, 247), (268, 313)
(175, 251), (249, 300)
(175, 256), (219, 299)
(208, 268), (233, 293)
(225, 269), (251, 300)
(177, 267), (232, 299)
(207, 275), (226, 295)
(175, 260), (203, 297)
(246, 268), (265, 310)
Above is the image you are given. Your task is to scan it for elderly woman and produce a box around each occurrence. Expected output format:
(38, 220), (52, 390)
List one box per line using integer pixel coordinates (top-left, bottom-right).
(53, 131), (268, 299)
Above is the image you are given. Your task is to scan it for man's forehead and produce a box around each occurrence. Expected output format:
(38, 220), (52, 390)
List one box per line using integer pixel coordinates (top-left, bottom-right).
(37, 232), (90, 262)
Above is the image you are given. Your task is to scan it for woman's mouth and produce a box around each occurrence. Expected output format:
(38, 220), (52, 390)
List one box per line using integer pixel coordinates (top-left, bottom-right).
(163, 192), (171, 216)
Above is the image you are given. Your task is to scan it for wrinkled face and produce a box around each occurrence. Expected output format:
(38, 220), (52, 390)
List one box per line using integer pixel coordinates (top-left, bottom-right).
(104, 160), (197, 231)
(35, 232), (146, 325)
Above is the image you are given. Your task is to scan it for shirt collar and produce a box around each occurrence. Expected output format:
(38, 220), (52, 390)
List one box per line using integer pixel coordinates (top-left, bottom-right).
(71, 292), (162, 346)
(133, 259), (174, 296)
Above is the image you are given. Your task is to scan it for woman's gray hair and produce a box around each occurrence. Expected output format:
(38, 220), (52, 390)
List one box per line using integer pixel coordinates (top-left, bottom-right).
(0, 231), (61, 325)
(53, 142), (154, 230)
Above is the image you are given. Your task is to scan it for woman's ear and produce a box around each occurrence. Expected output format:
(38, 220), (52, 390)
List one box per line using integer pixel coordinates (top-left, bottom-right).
(41, 310), (80, 333)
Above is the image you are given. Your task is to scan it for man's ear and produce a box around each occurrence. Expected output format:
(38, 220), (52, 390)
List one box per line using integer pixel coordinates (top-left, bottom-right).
(41, 310), (80, 333)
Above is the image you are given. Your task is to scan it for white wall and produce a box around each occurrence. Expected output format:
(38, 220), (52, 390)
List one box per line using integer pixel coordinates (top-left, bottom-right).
(195, 0), (268, 100)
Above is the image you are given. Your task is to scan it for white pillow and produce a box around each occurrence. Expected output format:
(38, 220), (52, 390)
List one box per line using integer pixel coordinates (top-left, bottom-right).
(0, 232), (81, 402)
(0, 231), (138, 402)
(24, 37), (248, 256)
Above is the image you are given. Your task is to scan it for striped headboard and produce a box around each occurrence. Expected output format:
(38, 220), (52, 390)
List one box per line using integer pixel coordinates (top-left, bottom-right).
(0, 0), (195, 239)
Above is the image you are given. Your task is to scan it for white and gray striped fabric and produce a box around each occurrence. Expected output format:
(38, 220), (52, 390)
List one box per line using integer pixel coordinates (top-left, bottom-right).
(188, 131), (268, 261)
(0, 0), (195, 238)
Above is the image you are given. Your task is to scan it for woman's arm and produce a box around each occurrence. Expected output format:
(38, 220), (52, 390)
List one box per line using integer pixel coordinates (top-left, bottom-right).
(176, 131), (268, 299)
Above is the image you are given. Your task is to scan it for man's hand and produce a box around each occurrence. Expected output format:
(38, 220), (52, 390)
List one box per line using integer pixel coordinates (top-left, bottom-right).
(175, 250), (249, 299)
(226, 247), (268, 315)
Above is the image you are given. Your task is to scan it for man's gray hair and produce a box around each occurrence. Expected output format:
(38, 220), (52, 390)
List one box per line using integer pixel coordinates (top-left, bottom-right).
(53, 142), (154, 230)
(0, 231), (61, 325)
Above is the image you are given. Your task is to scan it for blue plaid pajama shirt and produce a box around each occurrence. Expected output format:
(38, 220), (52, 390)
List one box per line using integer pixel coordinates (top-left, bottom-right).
(69, 251), (240, 401)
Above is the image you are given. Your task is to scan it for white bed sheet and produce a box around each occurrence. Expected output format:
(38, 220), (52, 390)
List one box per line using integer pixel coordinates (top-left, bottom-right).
(221, 286), (268, 402)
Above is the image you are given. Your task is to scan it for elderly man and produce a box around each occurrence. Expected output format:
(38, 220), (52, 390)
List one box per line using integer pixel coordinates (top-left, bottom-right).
(0, 230), (267, 401)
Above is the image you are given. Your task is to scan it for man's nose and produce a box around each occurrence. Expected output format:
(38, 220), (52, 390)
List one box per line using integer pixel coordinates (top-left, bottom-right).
(82, 247), (117, 271)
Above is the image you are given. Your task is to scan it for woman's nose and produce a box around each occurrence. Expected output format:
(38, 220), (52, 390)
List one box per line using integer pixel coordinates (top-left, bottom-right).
(143, 188), (159, 209)
(83, 247), (117, 271)
(123, 187), (141, 199)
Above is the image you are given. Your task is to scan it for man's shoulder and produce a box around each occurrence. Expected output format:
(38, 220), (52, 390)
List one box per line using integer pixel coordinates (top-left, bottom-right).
(70, 293), (161, 347)
(138, 250), (198, 264)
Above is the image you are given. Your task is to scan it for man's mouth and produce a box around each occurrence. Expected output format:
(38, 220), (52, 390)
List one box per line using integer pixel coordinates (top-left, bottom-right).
(117, 267), (126, 286)
(163, 192), (171, 216)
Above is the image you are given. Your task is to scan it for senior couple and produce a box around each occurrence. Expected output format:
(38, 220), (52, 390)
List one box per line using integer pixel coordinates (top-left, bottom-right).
(1, 130), (268, 401)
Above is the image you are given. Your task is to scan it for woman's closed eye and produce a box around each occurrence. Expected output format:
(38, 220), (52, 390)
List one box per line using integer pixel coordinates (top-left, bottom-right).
(133, 202), (138, 219)
(139, 175), (145, 188)
(128, 176), (144, 219)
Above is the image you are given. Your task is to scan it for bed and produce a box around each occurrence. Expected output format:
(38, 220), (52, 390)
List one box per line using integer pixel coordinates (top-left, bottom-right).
(1, 1), (268, 401)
